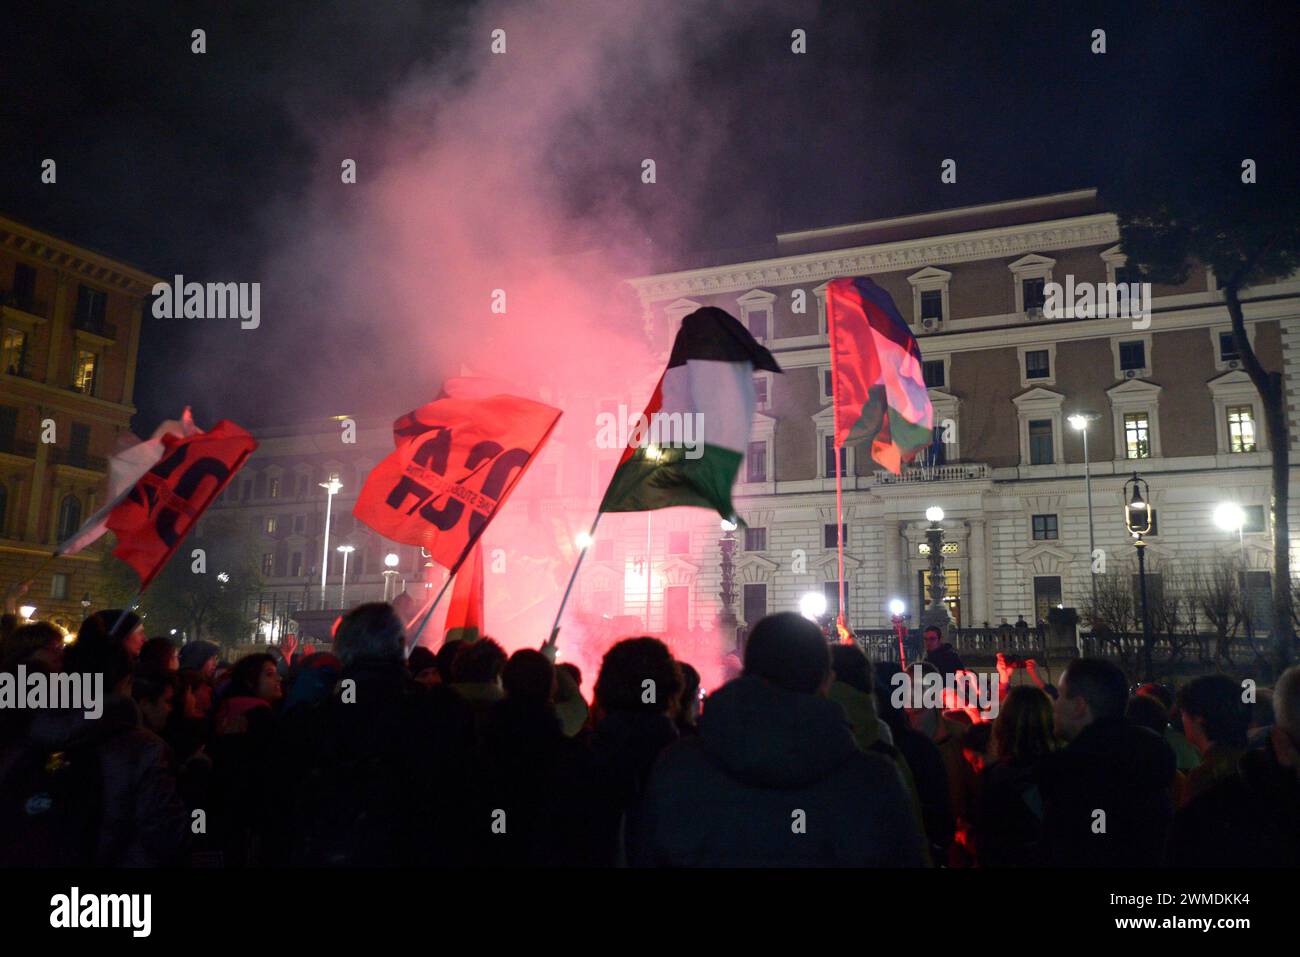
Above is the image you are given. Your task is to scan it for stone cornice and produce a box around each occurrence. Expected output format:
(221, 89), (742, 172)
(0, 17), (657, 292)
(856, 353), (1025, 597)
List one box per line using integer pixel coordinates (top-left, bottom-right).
(0, 216), (162, 297)
(628, 214), (1120, 303)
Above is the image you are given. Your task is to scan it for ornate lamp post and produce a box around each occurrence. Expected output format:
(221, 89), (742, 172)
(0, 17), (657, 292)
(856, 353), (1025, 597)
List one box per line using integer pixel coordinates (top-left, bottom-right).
(889, 598), (909, 667)
(382, 552), (401, 602)
(1124, 472), (1154, 681)
(336, 544), (355, 610)
(921, 506), (953, 640)
(319, 473), (343, 609)
(718, 518), (739, 650)
(1068, 412), (1102, 614)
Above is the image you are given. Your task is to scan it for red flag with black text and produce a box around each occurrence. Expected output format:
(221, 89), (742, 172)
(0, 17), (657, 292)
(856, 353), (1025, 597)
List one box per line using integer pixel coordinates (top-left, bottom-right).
(107, 420), (258, 588)
(443, 542), (485, 642)
(352, 394), (561, 570)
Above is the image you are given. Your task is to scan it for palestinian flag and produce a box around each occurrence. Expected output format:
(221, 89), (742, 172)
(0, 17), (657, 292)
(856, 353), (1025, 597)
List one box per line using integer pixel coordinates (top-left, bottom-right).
(598, 306), (780, 519)
(826, 277), (933, 474)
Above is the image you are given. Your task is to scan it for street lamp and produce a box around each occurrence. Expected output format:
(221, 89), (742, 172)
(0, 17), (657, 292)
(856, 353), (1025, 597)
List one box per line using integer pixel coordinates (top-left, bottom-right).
(382, 551), (400, 601)
(80, 593), (92, 620)
(921, 506), (952, 640)
(336, 544), (355, 610)
(1069, 411), (1102, 629)
(1124, 472), (1154, 681)
(1213, 502), (1252, 649)
(799, 591), (827, 622)
(888, 598), (909, 667)
(319, 473), (343, 609)
(18, 604), (35, 621)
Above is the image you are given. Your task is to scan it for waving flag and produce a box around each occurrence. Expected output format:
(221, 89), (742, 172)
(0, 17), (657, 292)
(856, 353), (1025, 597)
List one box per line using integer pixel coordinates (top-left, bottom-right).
(598, 306), (781, 520)
(57, 408), (201, 556)
(353, 394), (561, 570)
(107, 419), (258, 588)
(443, 542), (485, 643)
(826, 277), (933, 474)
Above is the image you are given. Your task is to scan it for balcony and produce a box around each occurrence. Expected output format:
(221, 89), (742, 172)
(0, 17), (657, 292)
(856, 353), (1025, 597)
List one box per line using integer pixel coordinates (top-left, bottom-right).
(0, 437), (37, 458)
(873, 463), (990, 485)
(0, 291), (49, 319)
(72, 317), (117, 342)
(50, 447), (108, 472)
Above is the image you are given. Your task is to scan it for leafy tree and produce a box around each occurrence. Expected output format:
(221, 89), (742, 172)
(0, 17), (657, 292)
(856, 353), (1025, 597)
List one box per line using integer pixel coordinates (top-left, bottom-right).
(99, 511), (264, 653)
(1112, 158), (1300, 677)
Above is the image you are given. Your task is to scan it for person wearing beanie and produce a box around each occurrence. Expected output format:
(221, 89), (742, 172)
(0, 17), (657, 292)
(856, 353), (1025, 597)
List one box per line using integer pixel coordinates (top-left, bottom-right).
(178, 639), (221, 680)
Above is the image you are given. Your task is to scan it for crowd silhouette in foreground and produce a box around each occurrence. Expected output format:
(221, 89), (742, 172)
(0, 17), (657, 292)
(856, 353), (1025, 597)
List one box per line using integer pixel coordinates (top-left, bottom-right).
(0, 602), (1296, 867)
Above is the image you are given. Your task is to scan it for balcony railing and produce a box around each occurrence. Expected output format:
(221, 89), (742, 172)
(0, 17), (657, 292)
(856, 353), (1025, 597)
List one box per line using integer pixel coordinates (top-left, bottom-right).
(50, 447), (107, 471)
(72, 317), (117, 340)
(873, 463), (990, 485)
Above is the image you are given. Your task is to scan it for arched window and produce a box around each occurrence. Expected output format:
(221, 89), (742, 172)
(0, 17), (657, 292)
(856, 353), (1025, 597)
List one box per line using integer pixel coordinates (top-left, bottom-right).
(0, 482), (7, 536)
(57, 494), (82, 541)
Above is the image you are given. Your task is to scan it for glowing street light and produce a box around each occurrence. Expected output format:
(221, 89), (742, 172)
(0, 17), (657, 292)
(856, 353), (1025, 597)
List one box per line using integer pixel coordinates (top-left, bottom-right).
(1214, 502), (1246, 534)
(720, 518), (738, 532)
(382, 551), (401, 601)
(319, 473), (343, 609)
(336, 544), (355, 609)
(799, 591), (827, 621)
(575, 531), (594, 550)
(925, 506), (944, 524)
(888, 598), (905, 617)
(18, 604), (36, 620)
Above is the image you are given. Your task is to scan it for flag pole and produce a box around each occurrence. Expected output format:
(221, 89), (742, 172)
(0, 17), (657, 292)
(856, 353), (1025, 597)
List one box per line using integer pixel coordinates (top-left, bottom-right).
(407, 565), (457, 647)
(545, 513), (602, 651)
(835, 442), (848, 639)
(108, 592), (143, 638)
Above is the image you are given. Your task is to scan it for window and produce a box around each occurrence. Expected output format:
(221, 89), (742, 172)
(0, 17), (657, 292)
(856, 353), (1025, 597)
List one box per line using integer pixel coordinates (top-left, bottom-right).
(668, 531), (690, 555)
(594, 540), (615, 562)
(265, 516), (278, 534)
(1022, 277), (1046, 311)
(822, 368), (834, 401)
(242, 480), (252, 501)
(1219, 332), (1239, 362)
(1, 327), (27, 375)
(742, 583), (767, 626)
(744, 527), (767, 551)
(922, 360), (946, 388)
(69, 423), (90, 467)
(12, 263), (36, 309)
(73, 285), (107, 329)
(753, 375), (769, 410)
(1119, 340), (1146, 372)
(1028, 419), (1054, 465)
(56, 495), (82, 541)
(823, 523), (847, 549)
(737, 290), (775, 341)
(261, 553), (274, 575)
(823, 580), (842, 619)
(269, 477), (281, 499)
(297, 475), (309, 497)
(1227, 405), (1256, 452)
(1243, 505), (1266, 533)
(0, 406), (16, 448)
(291, 552), (303, 577)
(745, 441), (767, 483)
(294, 515), (305, 533)
(1124, 412), (1151, 459)
(51, 573), (68, 600)
(1033, 576), (1063, 624)
(920, 289), (943, 322)
(73, 351), (98, 395)
(665, 585), (689, 632)
(1032, 514), (1059, 541)
(1025, 349), (1051, 380)
(824, 434), (846, 477)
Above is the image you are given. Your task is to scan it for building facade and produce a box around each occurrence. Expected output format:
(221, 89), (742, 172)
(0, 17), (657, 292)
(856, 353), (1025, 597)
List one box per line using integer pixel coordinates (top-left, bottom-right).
(0, 215), (156, 628)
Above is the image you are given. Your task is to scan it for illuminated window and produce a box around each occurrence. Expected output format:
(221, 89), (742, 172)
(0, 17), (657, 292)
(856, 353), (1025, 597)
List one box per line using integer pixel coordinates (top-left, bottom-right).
(73, 351), (98, 395)
(1124, 412), (1151, 459)
(261, 553), (274, 575)
(1, 327), (27, 375)
(1227, 405), (1256, 452)
(269, 477), (281, 498)
(265, 516), (278, 534)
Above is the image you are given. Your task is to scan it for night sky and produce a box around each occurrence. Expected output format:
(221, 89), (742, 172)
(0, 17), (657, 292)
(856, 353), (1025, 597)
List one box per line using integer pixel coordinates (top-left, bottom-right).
(1, 0), (1296, 430)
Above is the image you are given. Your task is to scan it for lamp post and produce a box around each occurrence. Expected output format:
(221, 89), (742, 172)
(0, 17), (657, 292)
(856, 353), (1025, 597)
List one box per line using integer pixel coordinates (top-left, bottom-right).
(1213, 502), (1253, 650)
(889, 598), (909, 667)
(921, 506), (953, 641)
(1124, 472), (1154, 681)
(319, 474), (343, 609)
(1068, 412), (1101, 614)
(80, 593), (92, 621)
(382, 552), (400, 601)
(336, 544), (355, 610)
(719, 518), (739, 650)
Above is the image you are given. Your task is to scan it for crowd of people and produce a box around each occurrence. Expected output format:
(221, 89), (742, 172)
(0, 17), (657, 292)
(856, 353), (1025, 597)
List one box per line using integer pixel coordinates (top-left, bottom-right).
(0, 604), (1296, 867)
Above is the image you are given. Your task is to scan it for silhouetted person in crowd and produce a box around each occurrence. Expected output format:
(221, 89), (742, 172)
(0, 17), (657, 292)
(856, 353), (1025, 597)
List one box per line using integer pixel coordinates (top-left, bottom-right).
(1136, 682), (1200, 772)
(0, 621), (66, 673)
(874, 660), (955, 862)
(0, 622), (188, 866)
(1167, 665), (1300, 867)
(1013, 616), (1029, 644)
(1037, 658), (1175, 867)
(1176, 674), (1251, 808)
(407, 646), (440, 686)
(132, 671), (177, 734)
(82, 609), (147, 661)
(922, 626), (964, 677)
(974, 685), (1057, 867)
(263, 603), (474, 866)
(178, 639), (221, 680)
(137, 636), (179, 676)
(636, 613), (926, 866)
(676, 662), (701, 736)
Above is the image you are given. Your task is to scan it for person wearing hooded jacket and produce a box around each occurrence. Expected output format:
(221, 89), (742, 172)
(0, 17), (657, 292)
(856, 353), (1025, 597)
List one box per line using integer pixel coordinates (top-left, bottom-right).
(634, 613), (926, 867)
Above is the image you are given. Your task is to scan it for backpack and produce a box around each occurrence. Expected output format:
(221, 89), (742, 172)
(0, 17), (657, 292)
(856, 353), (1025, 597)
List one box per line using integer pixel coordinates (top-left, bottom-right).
(0, 744), (104, 867)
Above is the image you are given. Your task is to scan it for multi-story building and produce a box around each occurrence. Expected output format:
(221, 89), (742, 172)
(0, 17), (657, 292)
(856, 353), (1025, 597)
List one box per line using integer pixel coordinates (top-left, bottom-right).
(606, 188), (1300, 634)
(0, 215), (157, 628)
(217, 189), (1300, 647)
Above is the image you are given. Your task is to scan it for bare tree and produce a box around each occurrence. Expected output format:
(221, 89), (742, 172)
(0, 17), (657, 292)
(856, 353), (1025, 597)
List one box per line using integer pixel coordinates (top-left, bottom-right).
(1189, 554), (1244, 667)
(1081, 566), (1137, 662)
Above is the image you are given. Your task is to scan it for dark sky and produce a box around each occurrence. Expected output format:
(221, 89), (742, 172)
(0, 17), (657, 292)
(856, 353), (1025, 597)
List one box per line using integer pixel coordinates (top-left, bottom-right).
(1, 0), (1296, 430)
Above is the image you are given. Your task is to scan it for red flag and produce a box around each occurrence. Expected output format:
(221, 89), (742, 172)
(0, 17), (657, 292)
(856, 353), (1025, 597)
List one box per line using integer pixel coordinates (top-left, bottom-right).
(444, 542), (485, 642)
(107, 420), (258, 588)
(353, 394), (561, 570)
